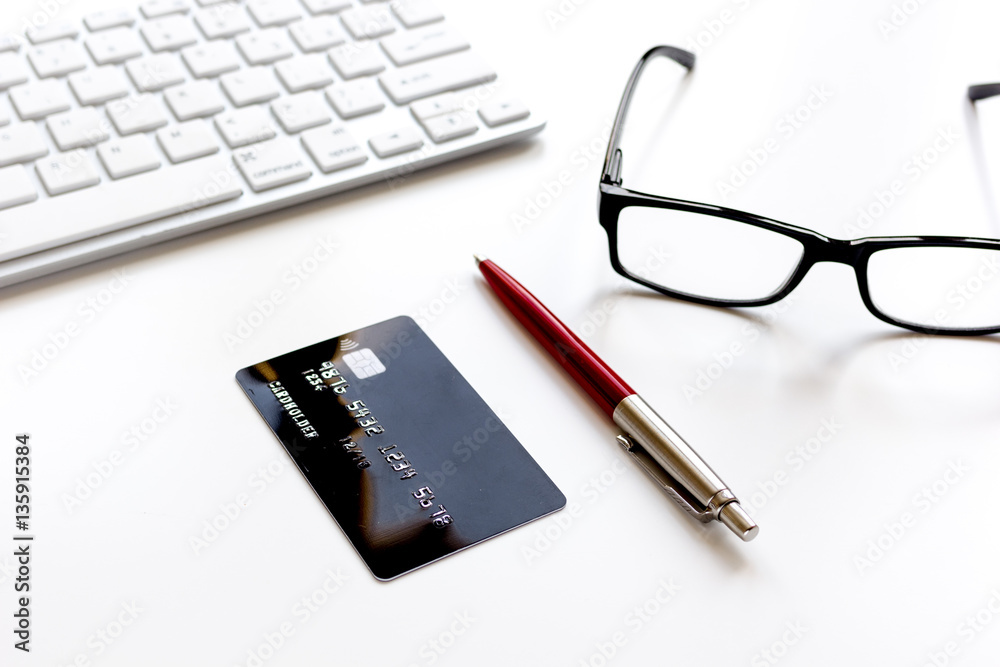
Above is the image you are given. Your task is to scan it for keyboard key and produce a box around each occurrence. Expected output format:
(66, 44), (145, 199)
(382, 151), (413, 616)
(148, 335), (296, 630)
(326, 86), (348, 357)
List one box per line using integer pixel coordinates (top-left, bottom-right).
(98, 135), (162, 178)
(141, 0), (190, 18)
(26, 21), (79, 45)
(236, 28), (294, 65)
(478, 98), (529, 127)
(85, 27), (145, 64)
(369, 127), (423, 158)
(127, 53), (187, 91)
(69, 66), (131, 105)
(0, 124), (48, 167)
(215, 106), (275, 147)
(107, 93), (170, 134)
(0, 105), (8, 126)
(391, 0), (444, 28)
(420, 110), (476, 143)
(84, 8), (137, 31)
(195, 4), (252, 39)
(36, 151), (102, 195)
(275, 55), (334, 92)
(289, 16), (348, 52)
(10, 80), (71, 120)
(328, 41), (384, 79)
(271, 91), (331, 132)
(233, 137), (312, 191)
(340, 6), (396, 40)
(46, 107), (110, 150)
(221, 67), (281, 106)
(379, 51), (495, 104)
(165, 79), (226, 119)
(28, 40), (88, 78)
(0, 165), (37, 210)
(410, 91), (460, 120)
(0, 53), (29, 90)
(381, 23), (468, 66)
(301, 125), (366, 172)
(142, 15), (200, 51)
(157, 119), (219, 162)
(0, 154), (242, 263)
(182, 41), (241, 77)
(247, 0), (303, 27)
(0, 35), (23, 53)
(326, 78), (384, 118)
(302, 0), (351, 14)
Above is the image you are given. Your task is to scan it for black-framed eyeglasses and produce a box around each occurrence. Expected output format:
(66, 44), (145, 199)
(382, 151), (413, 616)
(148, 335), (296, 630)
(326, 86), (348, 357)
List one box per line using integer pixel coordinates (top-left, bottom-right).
(599, 45), (1000, 336)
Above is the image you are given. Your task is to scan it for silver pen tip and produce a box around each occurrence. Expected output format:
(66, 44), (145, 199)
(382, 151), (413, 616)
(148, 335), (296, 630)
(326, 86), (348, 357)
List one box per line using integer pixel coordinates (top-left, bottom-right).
(719, 502), (759, 542)
(473, 254), (488, 266)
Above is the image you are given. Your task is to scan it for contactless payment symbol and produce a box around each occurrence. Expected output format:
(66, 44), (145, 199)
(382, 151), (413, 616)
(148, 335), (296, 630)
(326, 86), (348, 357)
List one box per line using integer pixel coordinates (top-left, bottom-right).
(343, 348), (386, 378)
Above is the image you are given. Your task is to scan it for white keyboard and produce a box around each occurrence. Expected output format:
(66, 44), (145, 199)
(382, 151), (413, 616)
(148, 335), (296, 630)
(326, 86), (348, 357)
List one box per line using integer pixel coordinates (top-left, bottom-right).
(0, 0), (544, 287)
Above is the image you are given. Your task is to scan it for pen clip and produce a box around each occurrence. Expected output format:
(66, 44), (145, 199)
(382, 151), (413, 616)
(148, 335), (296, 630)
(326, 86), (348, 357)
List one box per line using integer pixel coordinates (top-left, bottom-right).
(616, 434), (714, 522)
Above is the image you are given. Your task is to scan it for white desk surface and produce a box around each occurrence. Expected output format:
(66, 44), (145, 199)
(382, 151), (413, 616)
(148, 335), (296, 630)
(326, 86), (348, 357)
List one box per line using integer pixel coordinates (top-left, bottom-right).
(5, 0), (1000, 665)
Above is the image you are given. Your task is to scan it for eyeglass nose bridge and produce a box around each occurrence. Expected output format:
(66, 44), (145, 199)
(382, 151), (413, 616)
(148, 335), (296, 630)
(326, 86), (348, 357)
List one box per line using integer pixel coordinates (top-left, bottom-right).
(804, 235), (864, 267)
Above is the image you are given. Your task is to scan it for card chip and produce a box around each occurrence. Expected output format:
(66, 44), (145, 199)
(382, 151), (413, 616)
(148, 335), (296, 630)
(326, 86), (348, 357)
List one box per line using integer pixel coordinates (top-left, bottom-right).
(343, 348), (386, 378)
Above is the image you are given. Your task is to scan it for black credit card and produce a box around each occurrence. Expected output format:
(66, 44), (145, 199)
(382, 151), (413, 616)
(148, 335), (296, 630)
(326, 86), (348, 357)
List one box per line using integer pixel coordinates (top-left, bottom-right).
(235, 316), (565, 580)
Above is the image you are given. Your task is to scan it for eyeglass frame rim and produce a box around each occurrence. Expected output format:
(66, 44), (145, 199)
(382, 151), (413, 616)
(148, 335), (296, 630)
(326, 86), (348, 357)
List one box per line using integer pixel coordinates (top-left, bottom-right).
(598, 45), (1000, 336)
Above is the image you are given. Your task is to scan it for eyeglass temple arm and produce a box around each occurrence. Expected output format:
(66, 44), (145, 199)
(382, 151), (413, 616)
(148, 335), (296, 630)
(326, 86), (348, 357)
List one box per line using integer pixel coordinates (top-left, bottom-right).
(601, 45), (696, 187)
(969, 84), (1000, 103)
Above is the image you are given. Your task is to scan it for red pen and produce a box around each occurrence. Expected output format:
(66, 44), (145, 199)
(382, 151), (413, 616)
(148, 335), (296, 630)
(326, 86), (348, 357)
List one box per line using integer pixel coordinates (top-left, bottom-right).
(476, 255), (758, 541)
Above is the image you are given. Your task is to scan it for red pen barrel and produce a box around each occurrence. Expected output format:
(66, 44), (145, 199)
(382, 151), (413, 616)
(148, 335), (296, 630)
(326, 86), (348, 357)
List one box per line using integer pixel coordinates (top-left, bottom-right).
(478, 256), (758, 541)
(478, 258), (634, 417)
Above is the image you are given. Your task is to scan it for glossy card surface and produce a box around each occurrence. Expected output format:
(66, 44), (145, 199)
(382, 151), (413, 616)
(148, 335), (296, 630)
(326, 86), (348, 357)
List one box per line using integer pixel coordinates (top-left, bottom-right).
(236, 316), (565, 580)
